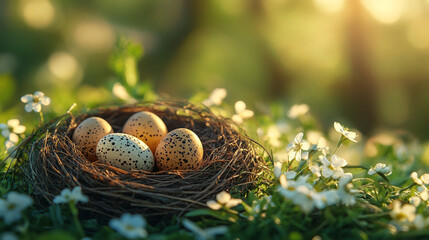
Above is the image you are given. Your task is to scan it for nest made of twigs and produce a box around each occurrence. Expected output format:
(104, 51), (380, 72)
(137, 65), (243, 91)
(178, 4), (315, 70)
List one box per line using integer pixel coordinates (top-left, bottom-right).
(16, 100), (267, 219)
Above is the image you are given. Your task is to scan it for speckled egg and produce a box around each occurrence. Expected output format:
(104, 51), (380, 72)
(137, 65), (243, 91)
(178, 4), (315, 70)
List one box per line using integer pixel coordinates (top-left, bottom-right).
(72, 117), (113, 161)
(96, 133), (154, 171)
(155, 128), (204, 170)
(122, 111), (168, 153)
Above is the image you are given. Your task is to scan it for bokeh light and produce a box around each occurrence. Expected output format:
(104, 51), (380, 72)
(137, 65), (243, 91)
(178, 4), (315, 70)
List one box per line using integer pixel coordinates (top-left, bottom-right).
(20, 0), (55, 29)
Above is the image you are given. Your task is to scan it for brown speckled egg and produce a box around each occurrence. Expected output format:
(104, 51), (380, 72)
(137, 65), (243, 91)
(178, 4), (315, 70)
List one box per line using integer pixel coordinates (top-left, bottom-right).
(96, 133), (154, 171)
(155, 128), (204, 170)
(122, 111), (168, 153)
(72, 117), (113, 161)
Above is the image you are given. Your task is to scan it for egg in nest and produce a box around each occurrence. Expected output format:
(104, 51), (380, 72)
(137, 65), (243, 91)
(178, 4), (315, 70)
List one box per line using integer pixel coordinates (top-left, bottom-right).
(96, 133), (154, 171)
(155, 128), (204, 170)
(122, 111), (168, 153)
(72, 117), (113, 161)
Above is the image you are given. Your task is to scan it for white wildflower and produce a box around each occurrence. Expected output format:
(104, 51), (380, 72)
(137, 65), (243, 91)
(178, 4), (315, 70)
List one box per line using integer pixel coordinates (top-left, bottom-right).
(411, 172), (429, 186)
(5, 140), (17, 153)
(288, 104), (309, 119)
(0, 119), (26, 143)
(273, 161), (283, 179)
(0, 192), (33, 225)
(309, 164), (321, 178)
(409, 196), (422, 207)
(368, 163), (392, 176)
(416, 186), (429, 202)
(287, 132), (310, 161)
(231, 101), (254, 124)
(182, 219), (228, 240)
(20, 91), (51, 113)
(109, 213), (147, 239)
(321, 155), (348, 179)
(391, 201), (416, 223)
(318, 190), (339, 208)
(286, 171), (297, 180)
(291, 185), (318, 213)
(203, 88), (227, 107)
(337, 173), (356, 205)
(410, 214), (427, 230)
(278, 174), (313, 199)
(53, 186), (88, 204)
(334, 122), (358, 143)
(207, 191), (242, 210)
(257, 125), (282, 148)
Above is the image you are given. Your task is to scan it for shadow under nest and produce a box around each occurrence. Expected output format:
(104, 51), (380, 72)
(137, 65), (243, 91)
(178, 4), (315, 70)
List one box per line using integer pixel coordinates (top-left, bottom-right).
(18, 101), (268, 220)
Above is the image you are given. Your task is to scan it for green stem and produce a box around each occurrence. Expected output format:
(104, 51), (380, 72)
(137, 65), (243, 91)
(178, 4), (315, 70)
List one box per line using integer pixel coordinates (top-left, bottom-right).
(343, 165), (369, 171)
(38, 111), (44, 124)
(69, 202), (85, 238)
(399, 183), (416, 193)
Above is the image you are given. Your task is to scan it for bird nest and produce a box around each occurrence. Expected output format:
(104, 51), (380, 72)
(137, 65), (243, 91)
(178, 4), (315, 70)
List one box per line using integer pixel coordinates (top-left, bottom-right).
(12, 101), (268, 219)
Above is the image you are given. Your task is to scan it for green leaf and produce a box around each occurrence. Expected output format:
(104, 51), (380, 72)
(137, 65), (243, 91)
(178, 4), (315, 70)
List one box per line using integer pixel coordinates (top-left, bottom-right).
(48, 205), (64, 228)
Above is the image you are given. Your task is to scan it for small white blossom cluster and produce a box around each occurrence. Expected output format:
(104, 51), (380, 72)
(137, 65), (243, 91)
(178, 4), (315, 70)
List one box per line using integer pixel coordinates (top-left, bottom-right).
(109, 213), (148, 239)
(0, 192), (33, 225)
(203, 88), (227, 107)
(288, 104), (309, 119)
(0, 119), (26, 152)
(409, 172), (429, 206)
(368, 163), (392, 176)
(1, 91), (51, 152)
(257, 124), (285, 148)
(53, 186), (88, 205)
(390, 200), (429, 231)
(232, 101), (254, 124)
(207, 191), (242, 210)
(275, 122), (360, 213)
(334, 122), (358, 143)
(277, 173), (356, 213)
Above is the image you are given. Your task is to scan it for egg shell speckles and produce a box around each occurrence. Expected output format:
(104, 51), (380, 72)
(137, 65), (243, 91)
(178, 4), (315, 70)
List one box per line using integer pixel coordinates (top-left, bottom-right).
(155, 128), (204, 171)
(72, 117), (113, 161)
(96, 133), (154, 171)
(122, 111), (168, 154)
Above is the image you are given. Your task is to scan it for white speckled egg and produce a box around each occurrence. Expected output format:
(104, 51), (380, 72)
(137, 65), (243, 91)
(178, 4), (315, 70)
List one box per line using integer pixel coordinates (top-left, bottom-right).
(96, 133), (154, 171)
(122, 111), (168, 153)
(155, 128), (204, 170)
(72, 117), (113, 161)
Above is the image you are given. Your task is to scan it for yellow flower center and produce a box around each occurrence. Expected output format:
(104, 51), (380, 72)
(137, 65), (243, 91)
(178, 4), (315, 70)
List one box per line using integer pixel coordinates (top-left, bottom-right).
(7, 203), (16, 210)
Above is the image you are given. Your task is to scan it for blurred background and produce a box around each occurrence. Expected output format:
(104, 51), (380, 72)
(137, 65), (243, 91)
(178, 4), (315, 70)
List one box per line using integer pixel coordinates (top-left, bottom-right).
(1, 0), (429, 139)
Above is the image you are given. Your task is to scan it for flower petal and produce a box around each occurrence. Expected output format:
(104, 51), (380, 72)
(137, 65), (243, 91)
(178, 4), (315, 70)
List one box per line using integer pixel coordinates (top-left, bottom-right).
(13, 125), (26, 134)
(207, 200), (222, 210)
(33, 91), (45, 98)
(421, 174), (429, 185)
(241, 109), (254, 119)
(225, 199), (242, 208)
(234, 101), (246, 113)
(1, 129), (10, 138)
(40, 96), (51, 106)
(294, 132), (304, 144)
(7, 119), (20, 128)
(8, 133), (19, 143)
(334, 122), (343, 133)
(24, 103), (34, 112)
(20, 94), (33, 103)
(32, 103), (42, 112)
(216, 191), (231, 204)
